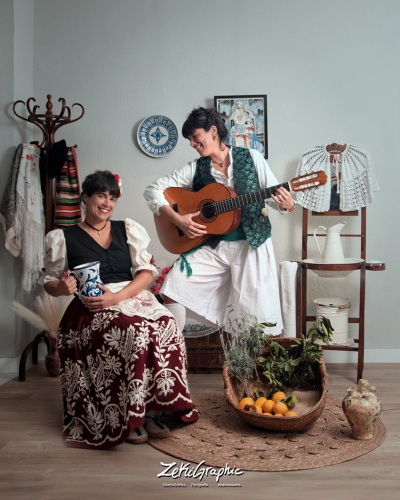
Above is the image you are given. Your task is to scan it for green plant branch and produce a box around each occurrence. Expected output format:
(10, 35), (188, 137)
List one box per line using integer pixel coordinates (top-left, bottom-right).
(223, 316), (333, 396)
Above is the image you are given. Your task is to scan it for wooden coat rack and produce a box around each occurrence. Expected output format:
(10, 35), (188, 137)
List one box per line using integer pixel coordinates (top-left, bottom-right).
(13, 94), (85, 233)
(12, 95), (84, 381)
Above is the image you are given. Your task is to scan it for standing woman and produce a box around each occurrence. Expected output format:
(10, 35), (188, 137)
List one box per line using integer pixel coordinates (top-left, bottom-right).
(40, 170), (198, 449)
(144, 107), (295, 334)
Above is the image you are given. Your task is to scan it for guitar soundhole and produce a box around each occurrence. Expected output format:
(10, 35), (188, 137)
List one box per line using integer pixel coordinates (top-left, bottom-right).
(199, 200), (216, 222)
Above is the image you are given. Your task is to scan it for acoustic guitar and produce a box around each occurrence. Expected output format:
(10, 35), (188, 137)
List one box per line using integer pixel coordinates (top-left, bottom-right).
(154, 171), (327, 254)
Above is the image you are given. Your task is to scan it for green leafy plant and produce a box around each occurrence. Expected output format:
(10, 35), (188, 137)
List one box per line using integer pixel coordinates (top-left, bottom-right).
(222, 312), (333, 398)
(221, 317), (276, 395)
(257, 316), (333, 391)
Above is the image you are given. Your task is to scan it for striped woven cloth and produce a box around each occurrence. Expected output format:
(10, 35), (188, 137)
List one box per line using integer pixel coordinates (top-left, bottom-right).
(53, 147), (82, 228)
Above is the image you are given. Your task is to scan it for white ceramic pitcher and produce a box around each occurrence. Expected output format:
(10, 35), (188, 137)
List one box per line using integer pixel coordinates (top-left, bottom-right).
(313, 222), (347, 263)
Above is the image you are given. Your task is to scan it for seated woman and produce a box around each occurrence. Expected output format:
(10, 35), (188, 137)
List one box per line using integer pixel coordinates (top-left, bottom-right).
(40, 170), (198, 449)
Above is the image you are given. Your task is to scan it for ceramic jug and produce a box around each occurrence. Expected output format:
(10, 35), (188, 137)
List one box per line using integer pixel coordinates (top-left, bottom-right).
(70, 261), (104, 300)
(342, 379), (381, 440)
(313, 222), (347, 263)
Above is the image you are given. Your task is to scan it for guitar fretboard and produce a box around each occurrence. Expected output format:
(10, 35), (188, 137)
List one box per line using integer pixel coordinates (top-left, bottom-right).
(202, 182), (291, 218)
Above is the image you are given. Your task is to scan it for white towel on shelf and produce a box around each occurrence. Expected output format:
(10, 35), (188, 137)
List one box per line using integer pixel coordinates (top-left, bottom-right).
(279, 261), (298, 338)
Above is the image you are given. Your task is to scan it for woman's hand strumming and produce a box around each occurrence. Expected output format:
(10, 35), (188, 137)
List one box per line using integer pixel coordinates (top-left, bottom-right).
(159, 205), (207, 239)
(176, 210), (207, 239)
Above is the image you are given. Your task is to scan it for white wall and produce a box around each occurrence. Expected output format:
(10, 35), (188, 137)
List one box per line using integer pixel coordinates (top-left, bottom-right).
(0, 0), (17, 366)
(1, 0), (399, 369)
(0, 0), (38, 372)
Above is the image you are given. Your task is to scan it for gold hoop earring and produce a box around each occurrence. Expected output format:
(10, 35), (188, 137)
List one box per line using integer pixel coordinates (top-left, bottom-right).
(213, 136), (217, 141)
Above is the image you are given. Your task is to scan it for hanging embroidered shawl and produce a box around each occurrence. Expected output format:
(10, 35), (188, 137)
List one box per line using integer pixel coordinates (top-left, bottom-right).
(295, 145), (379, 212)
(193, 147), (271, 249)
(53, 147), (82, 228)
(0, 144), (44, 291)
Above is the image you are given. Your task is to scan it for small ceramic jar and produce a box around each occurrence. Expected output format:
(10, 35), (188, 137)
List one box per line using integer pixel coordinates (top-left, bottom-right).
(342, 379), (381, 440)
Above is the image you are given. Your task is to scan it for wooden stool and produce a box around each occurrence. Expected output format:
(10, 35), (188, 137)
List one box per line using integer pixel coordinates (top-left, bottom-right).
(185, 329), (230, 374)
(18, 330), (55, 381)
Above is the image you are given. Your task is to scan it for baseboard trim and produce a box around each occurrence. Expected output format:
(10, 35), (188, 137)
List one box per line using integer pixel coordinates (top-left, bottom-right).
(0, 347), (399, 373)
(0, 343), (47, 373)
(323, 349), (400, 364)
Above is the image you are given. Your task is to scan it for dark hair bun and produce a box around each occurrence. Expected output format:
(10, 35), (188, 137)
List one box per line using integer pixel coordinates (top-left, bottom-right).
(182, 107), (228, 143)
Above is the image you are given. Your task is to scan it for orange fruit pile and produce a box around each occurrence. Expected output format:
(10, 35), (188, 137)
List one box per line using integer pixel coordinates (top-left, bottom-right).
(238, 392), (298, 418)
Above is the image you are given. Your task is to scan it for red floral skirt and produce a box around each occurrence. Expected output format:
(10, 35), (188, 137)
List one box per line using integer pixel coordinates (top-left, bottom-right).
(57, 297), (198, 449)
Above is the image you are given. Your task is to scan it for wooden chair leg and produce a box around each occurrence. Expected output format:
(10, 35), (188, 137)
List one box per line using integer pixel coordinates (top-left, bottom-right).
(32, 341), (39, 365)
(18, 331), (47, 382)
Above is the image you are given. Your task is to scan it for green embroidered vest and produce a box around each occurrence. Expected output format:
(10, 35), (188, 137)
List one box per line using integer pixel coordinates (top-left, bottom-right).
(193, 147), (271, 249)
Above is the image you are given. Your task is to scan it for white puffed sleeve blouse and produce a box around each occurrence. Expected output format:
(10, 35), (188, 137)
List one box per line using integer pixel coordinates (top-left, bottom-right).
(38, 219), (172, 321)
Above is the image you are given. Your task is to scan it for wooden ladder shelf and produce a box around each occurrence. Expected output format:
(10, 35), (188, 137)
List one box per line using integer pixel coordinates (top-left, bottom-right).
(295, 207), (385, 382)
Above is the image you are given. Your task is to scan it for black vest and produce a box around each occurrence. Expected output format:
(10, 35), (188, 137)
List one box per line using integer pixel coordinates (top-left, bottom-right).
(63, 221), (132, 283)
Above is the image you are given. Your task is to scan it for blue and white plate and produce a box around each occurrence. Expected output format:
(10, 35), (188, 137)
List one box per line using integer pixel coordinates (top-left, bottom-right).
(137, 115), (178, 157)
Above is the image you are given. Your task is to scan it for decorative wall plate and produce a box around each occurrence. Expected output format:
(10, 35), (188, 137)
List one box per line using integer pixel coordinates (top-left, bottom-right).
(137, 115), (178, 157)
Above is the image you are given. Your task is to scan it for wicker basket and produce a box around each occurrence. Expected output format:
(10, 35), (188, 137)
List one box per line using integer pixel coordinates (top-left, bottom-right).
(223, 337), (328, 432)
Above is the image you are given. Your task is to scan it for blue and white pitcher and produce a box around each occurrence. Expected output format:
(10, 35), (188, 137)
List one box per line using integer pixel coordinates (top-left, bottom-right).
(70, 261), (104, 300)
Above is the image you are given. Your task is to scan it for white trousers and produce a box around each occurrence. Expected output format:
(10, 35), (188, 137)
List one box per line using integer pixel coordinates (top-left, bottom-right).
(161, 239), (283, 335)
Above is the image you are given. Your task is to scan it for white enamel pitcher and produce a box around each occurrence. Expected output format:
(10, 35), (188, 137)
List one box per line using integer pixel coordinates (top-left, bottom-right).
(313, 222), (347, 263)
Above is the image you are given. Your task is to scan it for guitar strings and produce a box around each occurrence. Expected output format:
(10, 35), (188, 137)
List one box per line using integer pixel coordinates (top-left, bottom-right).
(200, 184), (287, 217)
(175, 182), (292, 219)
(167, 174), (327, 223)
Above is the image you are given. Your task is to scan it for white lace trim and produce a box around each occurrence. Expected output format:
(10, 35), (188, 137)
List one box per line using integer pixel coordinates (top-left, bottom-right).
(103, 284), (173, 321)
(295, 145), (380, 212)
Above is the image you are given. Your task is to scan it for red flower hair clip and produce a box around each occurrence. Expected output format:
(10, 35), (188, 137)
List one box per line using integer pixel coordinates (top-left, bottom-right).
(114, 174), (122, 198)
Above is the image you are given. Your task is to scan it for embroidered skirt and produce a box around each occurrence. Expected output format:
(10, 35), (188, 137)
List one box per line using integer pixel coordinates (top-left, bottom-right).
(57, 297), (198, 449)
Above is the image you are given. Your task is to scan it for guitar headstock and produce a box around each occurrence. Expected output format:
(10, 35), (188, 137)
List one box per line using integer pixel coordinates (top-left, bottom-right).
(289, 171), (328, 192)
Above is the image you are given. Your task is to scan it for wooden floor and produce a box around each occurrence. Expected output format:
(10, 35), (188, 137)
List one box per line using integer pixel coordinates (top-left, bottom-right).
(0, 363), (399, 500)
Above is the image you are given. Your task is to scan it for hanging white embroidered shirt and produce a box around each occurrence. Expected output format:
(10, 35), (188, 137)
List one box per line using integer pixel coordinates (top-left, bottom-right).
(0, 144), (44, 291)
(295, 145), (379, 212)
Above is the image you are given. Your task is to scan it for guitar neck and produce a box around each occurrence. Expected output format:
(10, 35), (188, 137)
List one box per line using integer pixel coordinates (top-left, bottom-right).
(215, 181), (291, 214)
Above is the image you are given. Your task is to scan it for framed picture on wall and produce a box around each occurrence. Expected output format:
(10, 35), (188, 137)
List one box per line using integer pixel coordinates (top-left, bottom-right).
(214, 95), (268, 158)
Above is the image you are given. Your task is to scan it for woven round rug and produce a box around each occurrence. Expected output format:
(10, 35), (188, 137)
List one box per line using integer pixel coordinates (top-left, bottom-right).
(148, 392), (386, 472)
